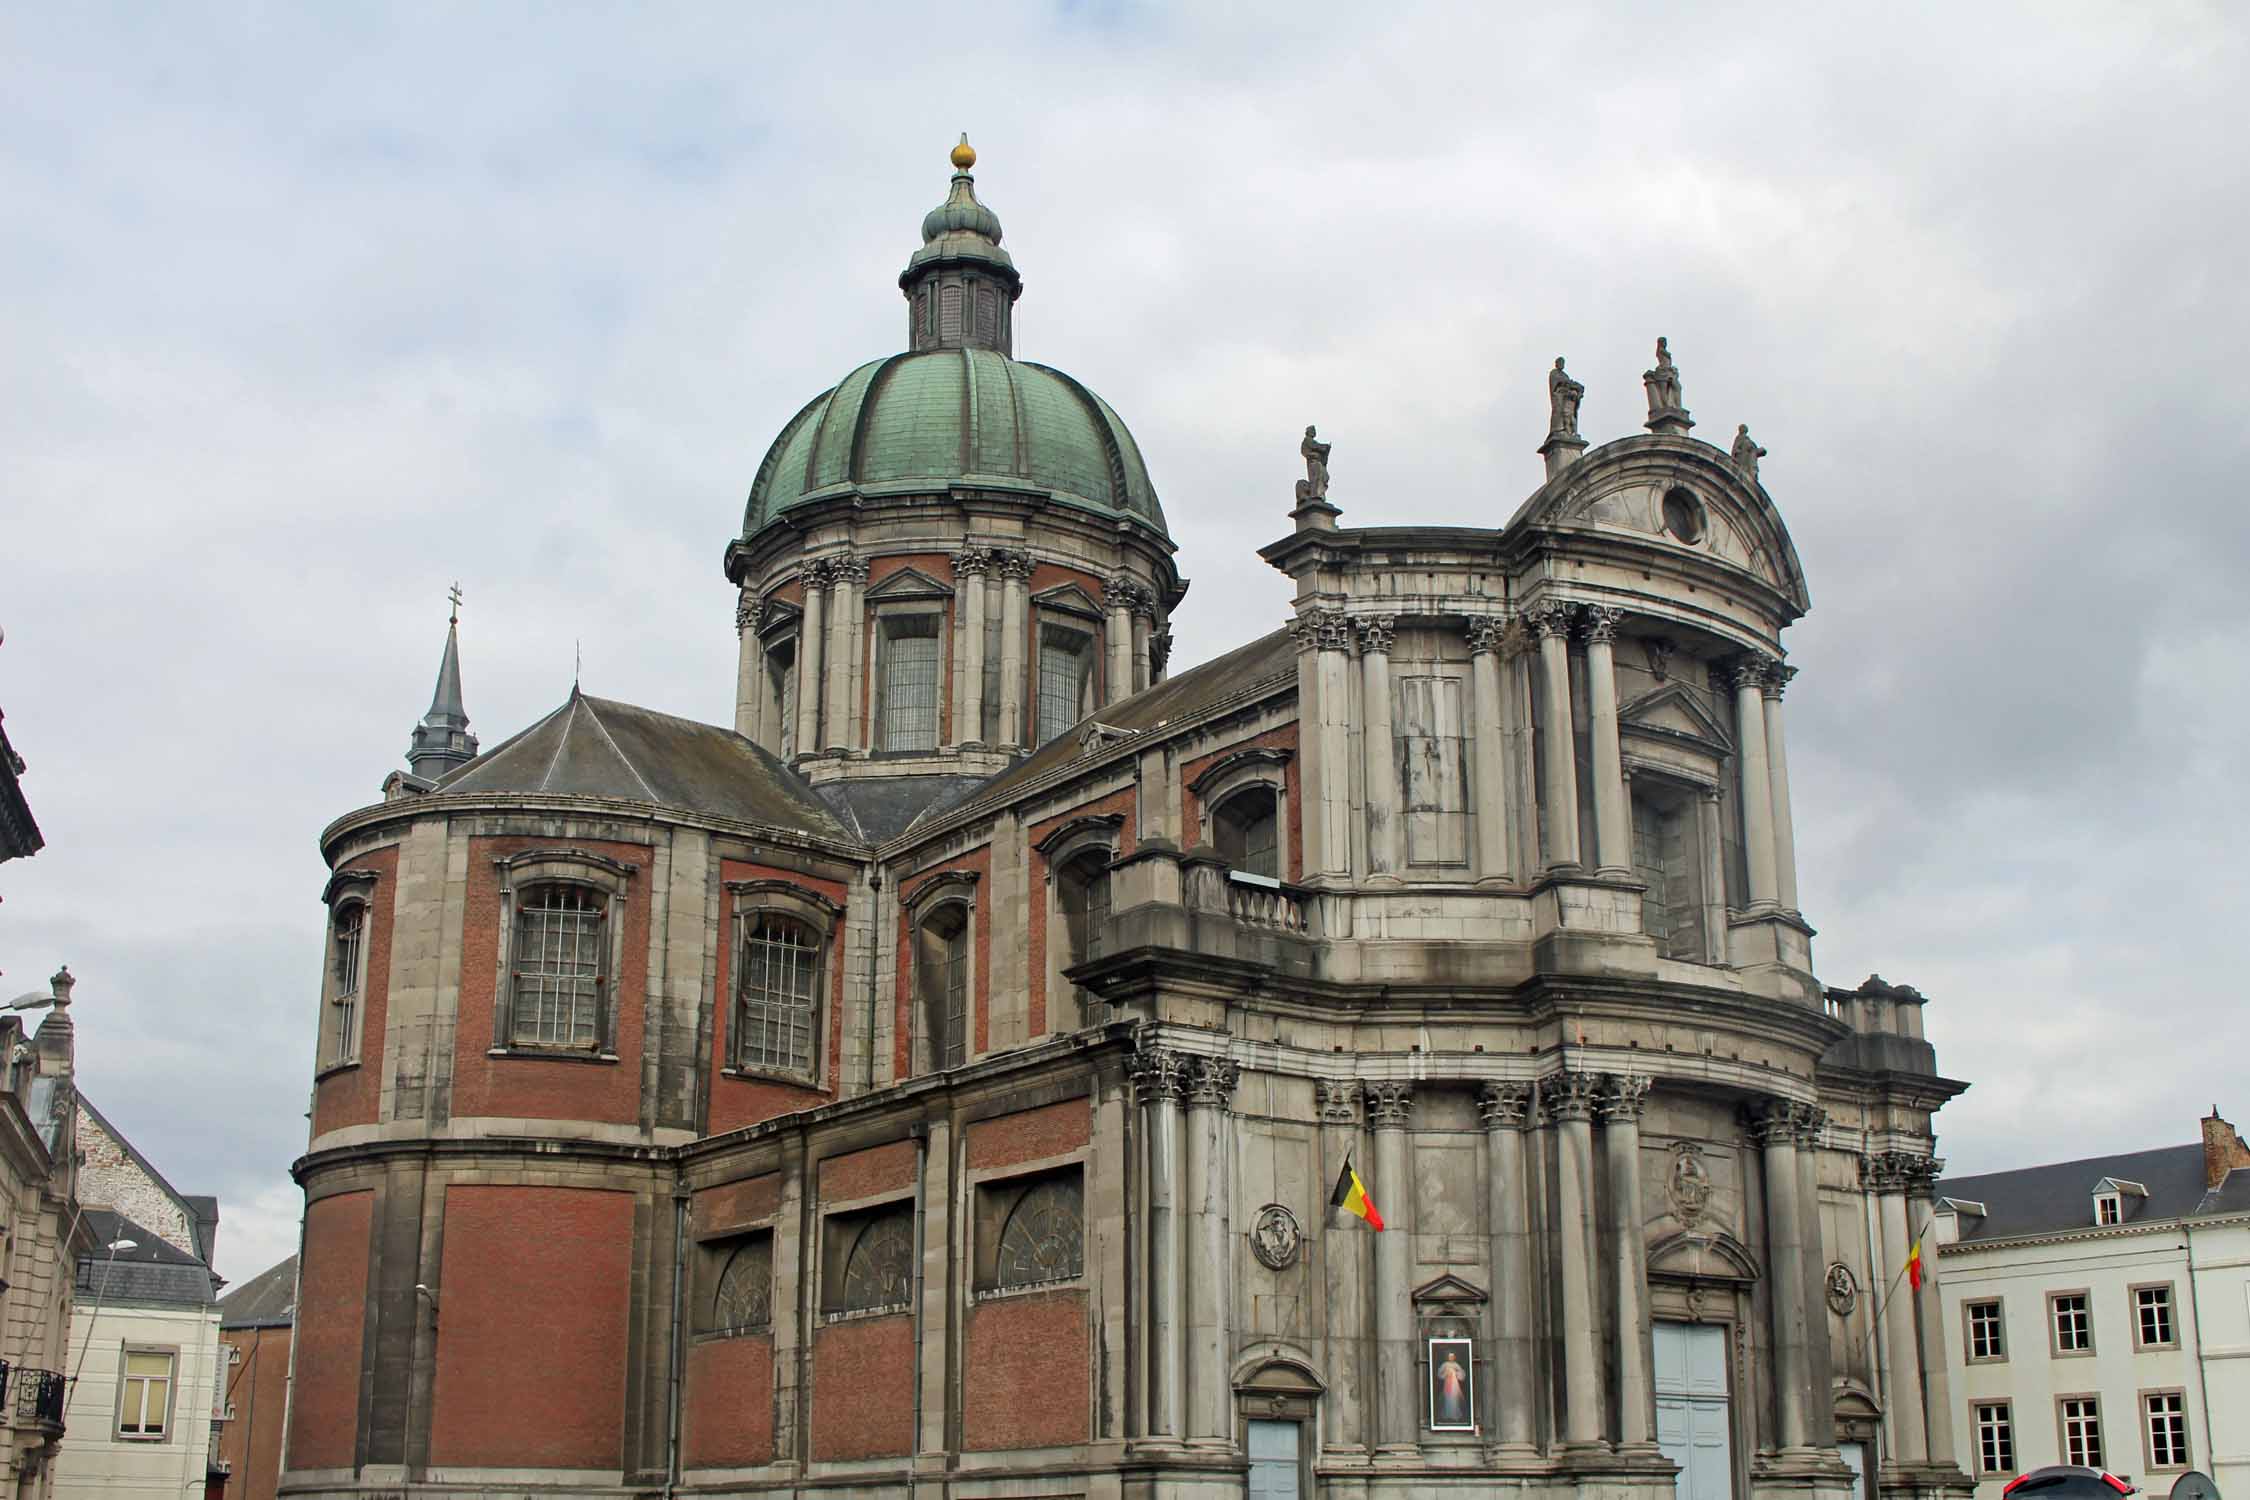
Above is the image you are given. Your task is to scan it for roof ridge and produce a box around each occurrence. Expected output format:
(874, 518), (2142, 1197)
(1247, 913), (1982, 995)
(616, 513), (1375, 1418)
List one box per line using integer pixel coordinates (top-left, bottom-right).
(1939, 1140), (2202, 1184)
(537, 696), (580, 792)
(579, 698), (662, 803)
(75, 1090), (205, 1249)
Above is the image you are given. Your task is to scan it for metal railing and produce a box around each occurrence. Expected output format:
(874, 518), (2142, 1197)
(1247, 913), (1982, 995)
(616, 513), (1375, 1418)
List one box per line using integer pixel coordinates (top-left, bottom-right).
(15, 1368), (63, 1427)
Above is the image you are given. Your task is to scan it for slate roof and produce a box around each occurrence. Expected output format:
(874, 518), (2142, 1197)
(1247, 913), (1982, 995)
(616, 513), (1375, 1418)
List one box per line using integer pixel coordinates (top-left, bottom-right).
(77, 1210), (216, 1307)
(1936, 1143), (2246, 1244)
(433, 691), (850, 841)
(218, 1255), (297, 1330)
(817, 775), (991, 844)
(957, 627), (1298, 815)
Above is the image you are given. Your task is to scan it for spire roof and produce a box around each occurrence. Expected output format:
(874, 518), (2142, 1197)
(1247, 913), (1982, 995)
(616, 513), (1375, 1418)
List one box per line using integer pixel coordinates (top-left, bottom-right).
(407, 587), (478, 779)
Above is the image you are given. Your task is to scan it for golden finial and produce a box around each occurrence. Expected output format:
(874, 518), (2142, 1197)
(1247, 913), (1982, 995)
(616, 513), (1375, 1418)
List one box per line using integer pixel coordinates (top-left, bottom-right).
(951, 133), (976, 171)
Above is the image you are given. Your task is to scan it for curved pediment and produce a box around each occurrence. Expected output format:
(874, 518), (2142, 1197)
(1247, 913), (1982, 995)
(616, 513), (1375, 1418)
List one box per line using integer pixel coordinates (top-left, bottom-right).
(1647, 1228), (1764, 1285)
(1505, 435), (1810, 615)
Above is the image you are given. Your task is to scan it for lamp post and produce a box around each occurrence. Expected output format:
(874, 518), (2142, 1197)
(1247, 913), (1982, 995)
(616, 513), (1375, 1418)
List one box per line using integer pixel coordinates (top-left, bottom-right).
(68, 1235), (140, 1392)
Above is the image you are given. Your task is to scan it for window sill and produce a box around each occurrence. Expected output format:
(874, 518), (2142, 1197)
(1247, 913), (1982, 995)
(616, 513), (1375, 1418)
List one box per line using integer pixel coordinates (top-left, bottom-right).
(693, 1324), (773, 1344)
(313, 1059), (361, 1082)
(971, 1276), (1085, 1304)
(821, 1301), (911, 1325)
(487, 1047), (621, 1066)
(1964, 1355), (2008, 1366)
(2050, 1347), (2096, 1358)
(720, 1067), (823, 1090)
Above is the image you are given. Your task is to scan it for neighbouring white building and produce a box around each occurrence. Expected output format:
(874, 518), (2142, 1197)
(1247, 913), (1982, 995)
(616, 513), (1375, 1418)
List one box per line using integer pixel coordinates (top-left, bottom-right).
(1933, 1108), (2250, 1497)
(53, 1096), (224, 1500)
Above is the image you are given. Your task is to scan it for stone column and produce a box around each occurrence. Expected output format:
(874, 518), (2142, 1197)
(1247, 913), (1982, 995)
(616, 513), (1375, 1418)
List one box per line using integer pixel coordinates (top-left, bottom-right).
(1869, 1154), (1925, 1464)
(1698, 789), (1728, 962)
(1359, 615), (1400, 880)
(950, 549), (989, 746)
(1763, 663), (1801, 912)
(1541, 1070), (1604, 1448)
(823, 554), (866, 752)
(1293, 610), (1357, 881)
(1582, 606), (1632, 877)
(1131, 595), (1156, 695)
(1467, 617), (1514, 884)
(1365, 1081), (1417, 1456)
(1727, 657), (1779, 908)
(793, 561), (828, 757)
(1906, 1156), (1956, 1468)
(1477, 1081), (1537, 1456)
(1186, 1056), (1240, 1445)
(1753, 1101), (1811, 1452)
(1599, 1074), (1656, 1450)
(1793, 1106), (1836, 1449)
(1530, 601), (1581, 870)
(1317, 1080), (1370, 1456)
(1130, 1045), (1189, 1442)
(996, 551), (1032, 749)
(1105, 573), (1136, 708)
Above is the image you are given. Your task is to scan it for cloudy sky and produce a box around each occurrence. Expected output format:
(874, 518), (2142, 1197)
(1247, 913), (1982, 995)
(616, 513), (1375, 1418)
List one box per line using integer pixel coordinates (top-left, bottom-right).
(4, 4), (2244, 1284)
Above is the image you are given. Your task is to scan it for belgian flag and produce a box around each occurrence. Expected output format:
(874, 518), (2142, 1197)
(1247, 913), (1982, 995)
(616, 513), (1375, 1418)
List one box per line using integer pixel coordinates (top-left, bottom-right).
(1329, 1156), (1385, 1231)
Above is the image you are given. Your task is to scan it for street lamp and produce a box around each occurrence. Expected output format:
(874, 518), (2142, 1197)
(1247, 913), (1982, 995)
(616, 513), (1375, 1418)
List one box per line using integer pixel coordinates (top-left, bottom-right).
(68, 1236), (140, 1391)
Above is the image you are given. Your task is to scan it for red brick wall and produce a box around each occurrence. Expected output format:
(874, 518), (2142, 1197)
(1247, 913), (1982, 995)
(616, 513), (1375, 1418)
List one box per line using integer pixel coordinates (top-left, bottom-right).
(451, 835), (652, 1125)
(219, 1324), (292, 1500)
(1180, 724), (1303, 883)
(683, 1334), (775, 1468)
(820, 1140), (917, 1204)
(893, 847), (991, 1072)
(962, 1290), (1089, 1450)
(1025, 789), (1140, 1037)
(809, 1314), (914, 1460)
(311, 844), (398, 1136)
(708, 860), (849, 1135)
(696, 1174), (780, 1236)
(289, 1191), (371, 1470)
(429, 1185), (634, 1469)
(966, 1097), (1090, 1172)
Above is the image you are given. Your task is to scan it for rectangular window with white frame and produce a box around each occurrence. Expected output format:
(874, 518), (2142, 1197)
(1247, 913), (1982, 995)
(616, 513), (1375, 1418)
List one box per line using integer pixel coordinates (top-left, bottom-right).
(2141, 1389), (2189, 1471)
(2058, 1395), (2103, 1468)
(116, 1347), (176, 1441)
(1965, 1298), (2007, 1362)
(1972, 1400), (2015, 1477)
(2050, 1290), (2093, 1354)
(2132, 1283), (2176, 1349)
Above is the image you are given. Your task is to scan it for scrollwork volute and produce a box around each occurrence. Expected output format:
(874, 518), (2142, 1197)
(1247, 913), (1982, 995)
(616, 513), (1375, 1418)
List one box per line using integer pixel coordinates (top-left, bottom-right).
(1596, 1072), (1651, 1123)
(801, 558), (835, 590)
(1289, 609), (1354, 656)
(1465, 615), (1509, 657)
(1540, 1069), (1600, 1123)
(1356, 614), (1396, 655)
(734, 593), (756, 633)
(1362, 1081), (1414, 1130)
(1789, 1103), (1827, 1150)
(1744, 1099), (1799, 1150)
(1187, 1056), (1241, 1110)
(950, 547), (991, 578)
(1580, 604), (1625, 645)
(992, 549), (1036, 582)
(1128, 1044), (1190, 1104)
(829, 555), (871, 586)
(1476, 1080), (1533, 1130)
(1526, 599), (1576, 642)
(1314, 1078), (1361, 1125)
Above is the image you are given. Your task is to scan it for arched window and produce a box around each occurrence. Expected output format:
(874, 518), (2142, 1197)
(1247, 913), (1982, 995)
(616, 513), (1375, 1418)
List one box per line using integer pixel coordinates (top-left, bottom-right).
(838, 1207), (914, 1312)
(915, 902), (970, 1071)
(1212, 786), (1280, 880)
(1053, 847), (1113, 1028)
(510, 882), (607, 1048)
(736, 914), (820, 1077)
(709, 1235), (773, 1335)
(327, 902), (366, 1067)
(993, 1175), (1085, 1290)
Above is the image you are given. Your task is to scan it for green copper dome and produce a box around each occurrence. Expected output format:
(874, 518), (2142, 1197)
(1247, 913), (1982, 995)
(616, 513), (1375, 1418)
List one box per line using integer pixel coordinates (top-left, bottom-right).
(743, 349), (1165, 537)
(738, 141), (1166, 542)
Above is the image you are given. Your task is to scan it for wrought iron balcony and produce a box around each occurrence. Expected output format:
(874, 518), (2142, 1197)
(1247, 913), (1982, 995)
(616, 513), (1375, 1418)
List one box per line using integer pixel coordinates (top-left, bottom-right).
(15, 1367), (64, 1428)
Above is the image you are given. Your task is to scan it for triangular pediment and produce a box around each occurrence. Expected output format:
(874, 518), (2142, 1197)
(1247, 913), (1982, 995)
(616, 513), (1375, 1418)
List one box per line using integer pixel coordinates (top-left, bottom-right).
(757, 598), (804, 637)
(1032, 581), (1104, 620)
(866, 565), (953, 601)
(1621, 682), (1733, 753)
(1410, 1273), (1488, 1307)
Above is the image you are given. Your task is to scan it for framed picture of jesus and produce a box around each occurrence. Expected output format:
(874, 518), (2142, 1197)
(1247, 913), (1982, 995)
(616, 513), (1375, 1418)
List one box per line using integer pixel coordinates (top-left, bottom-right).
(1426, 1336), (1475, 1431)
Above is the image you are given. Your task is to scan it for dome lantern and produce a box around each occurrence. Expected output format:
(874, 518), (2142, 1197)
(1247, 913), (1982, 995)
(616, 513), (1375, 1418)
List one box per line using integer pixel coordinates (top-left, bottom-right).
(900, 134), (1021, 355)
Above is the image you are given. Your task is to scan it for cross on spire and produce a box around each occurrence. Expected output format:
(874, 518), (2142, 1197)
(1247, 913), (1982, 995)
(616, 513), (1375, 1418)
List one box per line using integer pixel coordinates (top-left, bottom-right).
(448, 581), (464, 626)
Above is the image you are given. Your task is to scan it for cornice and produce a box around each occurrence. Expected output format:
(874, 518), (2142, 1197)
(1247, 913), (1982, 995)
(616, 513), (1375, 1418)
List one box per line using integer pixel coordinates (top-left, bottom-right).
(1937, 1209), (2250, 1257)
(320, 791), (869, 866)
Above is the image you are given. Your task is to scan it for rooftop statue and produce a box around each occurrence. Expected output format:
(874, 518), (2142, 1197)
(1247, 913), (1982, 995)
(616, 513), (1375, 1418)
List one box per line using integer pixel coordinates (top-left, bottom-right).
(1732, 423), (1768, 481)
(1294, 424), (1332, 505)
(1547, 357), (1584, 438)
(1643, 337), (1685, 418)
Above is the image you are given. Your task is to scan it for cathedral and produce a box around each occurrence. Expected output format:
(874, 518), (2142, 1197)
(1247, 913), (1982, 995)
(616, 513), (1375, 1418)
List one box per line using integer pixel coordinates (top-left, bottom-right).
(288, 139), (1976, 1500)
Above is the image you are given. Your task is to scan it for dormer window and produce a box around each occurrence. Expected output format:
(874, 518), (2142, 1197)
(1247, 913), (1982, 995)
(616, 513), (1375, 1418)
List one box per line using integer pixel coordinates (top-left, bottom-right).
(2095, 1191), (2121, 1226)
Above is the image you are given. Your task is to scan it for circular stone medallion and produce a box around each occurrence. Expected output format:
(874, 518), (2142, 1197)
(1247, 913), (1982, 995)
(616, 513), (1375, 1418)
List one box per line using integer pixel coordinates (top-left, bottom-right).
(1826, 1262), (1859, 1316)
(1249, 1204), (1303, 1270)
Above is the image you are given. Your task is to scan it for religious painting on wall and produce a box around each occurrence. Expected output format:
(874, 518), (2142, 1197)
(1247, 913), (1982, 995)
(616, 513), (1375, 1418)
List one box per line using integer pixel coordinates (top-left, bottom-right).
(1427, 1337), (1475, 1431)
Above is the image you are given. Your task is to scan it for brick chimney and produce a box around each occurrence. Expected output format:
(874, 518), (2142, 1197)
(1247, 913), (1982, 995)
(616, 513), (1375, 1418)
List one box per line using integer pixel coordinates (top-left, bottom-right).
(2203, 1106), (2250, 1189)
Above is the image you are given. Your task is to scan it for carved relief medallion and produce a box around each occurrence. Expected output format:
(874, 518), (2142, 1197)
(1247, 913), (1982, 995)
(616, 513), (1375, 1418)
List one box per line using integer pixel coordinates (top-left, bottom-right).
(1250, 1204), (1303, 1270)
(1825, 1262), (1859, 1317)
(1668, 1142), (1713, 1228)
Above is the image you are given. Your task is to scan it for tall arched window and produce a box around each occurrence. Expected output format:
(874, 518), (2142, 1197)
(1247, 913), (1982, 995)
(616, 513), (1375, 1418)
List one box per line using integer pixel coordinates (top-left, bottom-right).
(327, 901), (366, 1067)
(1212, 786), (1280, 880)
(510, 882), (607, 1048)
(1053, 847), (1113, 1029)
(915, 902), (970, 1071)
(737, 914), (820, 1077)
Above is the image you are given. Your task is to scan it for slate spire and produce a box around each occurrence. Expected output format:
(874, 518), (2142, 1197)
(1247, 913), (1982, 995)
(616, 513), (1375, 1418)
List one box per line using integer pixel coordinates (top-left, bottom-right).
(407, 584), (478, 780)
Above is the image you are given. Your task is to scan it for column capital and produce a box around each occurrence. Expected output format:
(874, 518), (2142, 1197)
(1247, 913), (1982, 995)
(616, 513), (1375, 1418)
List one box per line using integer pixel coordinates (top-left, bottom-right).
(1356, 614), (1397, 655)
(1744, 1098), (1799, 1149)
(801, 558), (835, 589)
(1859, 1150), (1931, 1193)
(734, 592), (756, 633)
(1714, 652), (1774, 694)
(1464, 615), (1509, 657)
(1362, 1081), (1414, 1130)
(1186, 1055), (1241, 1110)
(1128, 1043), (1191, 1104)
(1476, 1080), (1534, 1130)
(1900, 1153), (1945, 1193)
(1130, 593), (1159, 622)
(1104, 572), (1139, 611)
(1580, 603), (1626, 645)
(1526, 598), (1576, 642)
(1539, 1069), (1600, 1123)
(829, 554), (871, 586)
(950, 547), (991, 578)
(992, 549), (1036, 581)
(1595, 1072), (1651, 1123)
(1289, 608), (1354, 655)
(1314, 1077), (1361, 1125)
(1762, 661), (1799, 699)
(1788, 1103), (1827, 1150)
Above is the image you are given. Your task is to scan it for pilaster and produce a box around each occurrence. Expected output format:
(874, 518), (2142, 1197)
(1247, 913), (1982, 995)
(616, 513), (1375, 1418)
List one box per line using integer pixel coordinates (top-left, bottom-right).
(1358, 615), (1400, 881)
(1477, 1081), (1537, 1459)
(1466, 617), (1514, 885)
(1582, 606), (1632, 878)
(1363, 1080), (1417, 1460)
(1530, 601), (1581, 871)
(1598, 1073), (1656, 1452)
(1541, 1068), (1604, 1449)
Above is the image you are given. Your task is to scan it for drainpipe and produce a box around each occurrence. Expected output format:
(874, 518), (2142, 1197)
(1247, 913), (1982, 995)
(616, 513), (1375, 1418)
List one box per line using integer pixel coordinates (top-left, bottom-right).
(662, 1182), (689, 1499)
(276, 1085), (312, 1479)
(908, 1120), (930, 1455)
(1861, 1132), (1889, 1465)
(2182, 1222), (2216, 1478)
(865, 872), (884, 1094)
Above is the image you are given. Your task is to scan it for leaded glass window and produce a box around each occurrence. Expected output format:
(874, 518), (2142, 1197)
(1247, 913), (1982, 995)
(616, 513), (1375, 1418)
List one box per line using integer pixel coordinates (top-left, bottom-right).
(1213, 787), (1279, 879)
(1037, 625), (1093, 746)
(736, 915), (819, 1077)
(330, 904), (364, 1065)
(839, 1207), (914, 1312)
(916, 903), (969, 1071)
(994, 1175), (1084, 1290)
(880, 614), (941, 752)
(510, 883), (605, 1048)
(710, 1236), (773, 1334)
